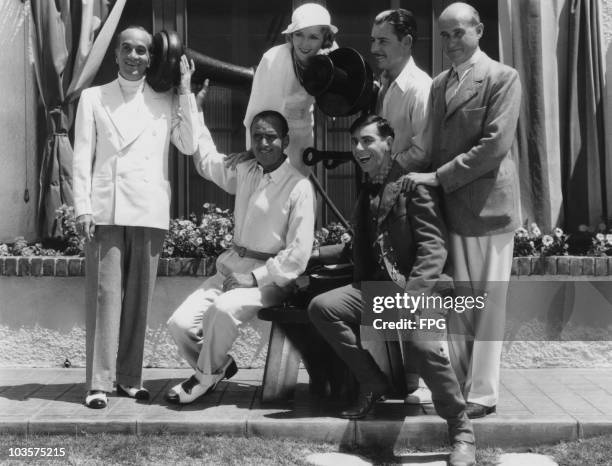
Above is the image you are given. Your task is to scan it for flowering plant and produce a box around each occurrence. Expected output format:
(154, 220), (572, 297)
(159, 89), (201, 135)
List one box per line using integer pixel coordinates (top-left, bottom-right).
(54, 205), (86, 256)
(162, 203), (234, 258)
(0, 236), (60, 257)
(3, 205), (611, 260)
(313, 222), (352, 249)
(588, 223), (612, 256)
(513, 223), (569, 257)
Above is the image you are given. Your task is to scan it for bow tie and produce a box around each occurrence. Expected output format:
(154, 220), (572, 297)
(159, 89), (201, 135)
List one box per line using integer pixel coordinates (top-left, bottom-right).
(365, 182), (383, 196)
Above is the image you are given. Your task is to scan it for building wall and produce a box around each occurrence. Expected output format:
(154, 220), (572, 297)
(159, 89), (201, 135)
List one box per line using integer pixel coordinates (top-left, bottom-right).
(0, 0), (38, 242)
(603, 1), (612, 221)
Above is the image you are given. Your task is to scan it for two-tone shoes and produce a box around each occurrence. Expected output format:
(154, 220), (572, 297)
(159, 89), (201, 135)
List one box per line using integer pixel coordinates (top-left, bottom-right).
(166, 356), (238, 404)
(84, 390), (108, 409)
(117, 384), (150, 401)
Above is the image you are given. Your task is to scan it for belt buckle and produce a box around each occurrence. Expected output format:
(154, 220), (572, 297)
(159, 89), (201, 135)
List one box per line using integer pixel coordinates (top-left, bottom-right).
(237, 246), (246, 257)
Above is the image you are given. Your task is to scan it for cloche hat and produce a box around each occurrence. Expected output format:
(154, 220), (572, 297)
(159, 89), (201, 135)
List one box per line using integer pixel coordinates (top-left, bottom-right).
(281, 3), (338, 35)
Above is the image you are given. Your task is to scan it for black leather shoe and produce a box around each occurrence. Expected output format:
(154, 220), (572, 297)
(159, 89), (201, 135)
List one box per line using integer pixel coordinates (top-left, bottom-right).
(449, 440), (476, 466)
(339, 390), (386, 419)
(448, 414), (475, 466)
(466, 402), (496, 419)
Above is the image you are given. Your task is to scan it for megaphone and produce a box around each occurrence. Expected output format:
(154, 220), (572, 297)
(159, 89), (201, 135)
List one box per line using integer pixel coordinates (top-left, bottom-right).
(301, 48), (377, 117)
(146, 30), (255, 92)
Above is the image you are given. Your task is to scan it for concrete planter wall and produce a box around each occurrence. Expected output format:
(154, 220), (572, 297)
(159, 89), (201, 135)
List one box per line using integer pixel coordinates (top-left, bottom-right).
(1, 256), (611, 369)
(0, 256), (270, 369)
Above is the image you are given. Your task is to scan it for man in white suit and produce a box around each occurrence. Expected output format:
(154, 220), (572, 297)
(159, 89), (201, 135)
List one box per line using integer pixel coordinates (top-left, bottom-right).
(73, 26), (201, 409)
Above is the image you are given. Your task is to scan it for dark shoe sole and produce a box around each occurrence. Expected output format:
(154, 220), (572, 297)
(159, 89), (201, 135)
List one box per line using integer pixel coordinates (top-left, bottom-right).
(117, 385), (150, 401)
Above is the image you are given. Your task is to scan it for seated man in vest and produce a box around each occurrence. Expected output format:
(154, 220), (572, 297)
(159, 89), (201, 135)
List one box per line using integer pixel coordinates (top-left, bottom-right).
(166, 106), (315, 404)
(308, 114), (475, 466)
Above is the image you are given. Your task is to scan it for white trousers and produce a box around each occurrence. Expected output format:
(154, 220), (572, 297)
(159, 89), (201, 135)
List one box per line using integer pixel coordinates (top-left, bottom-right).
(167, 271), (287, 384)
(447, 231), (514, 407)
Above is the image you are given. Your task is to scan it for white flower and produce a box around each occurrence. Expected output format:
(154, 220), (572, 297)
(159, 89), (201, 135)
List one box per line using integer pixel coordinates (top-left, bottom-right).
(596, 233), (605, 242)
(530, 224), (541, 237)
(541, 235), (553, 247)
(606, 234), (612, 245)
(578, 224), (589, 232)
(340, 233), (352, 244)
(516, 227), (528, 238)
(554, 228), (564, 238)
(224, 234), (232, 242)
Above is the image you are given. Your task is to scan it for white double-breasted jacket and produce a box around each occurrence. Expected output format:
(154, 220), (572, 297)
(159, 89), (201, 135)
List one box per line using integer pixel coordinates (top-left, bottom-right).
(73, 79), (200, 230)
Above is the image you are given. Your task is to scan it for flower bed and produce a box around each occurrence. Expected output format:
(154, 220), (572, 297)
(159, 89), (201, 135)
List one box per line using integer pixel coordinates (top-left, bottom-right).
(1, 205), (611, 261)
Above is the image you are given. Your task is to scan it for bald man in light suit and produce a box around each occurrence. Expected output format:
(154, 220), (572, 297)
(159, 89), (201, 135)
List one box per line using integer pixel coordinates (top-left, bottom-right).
(403, 3), (522, 420)
(73, 26), (201, 409)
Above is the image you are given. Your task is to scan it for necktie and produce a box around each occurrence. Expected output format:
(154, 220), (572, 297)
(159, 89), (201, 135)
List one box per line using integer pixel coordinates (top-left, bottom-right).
(445, 69), (460, 105)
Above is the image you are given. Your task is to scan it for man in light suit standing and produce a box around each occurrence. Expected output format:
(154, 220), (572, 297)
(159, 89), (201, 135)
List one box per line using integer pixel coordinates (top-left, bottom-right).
(403, 2), (522, 419)
(73, 26), (201, 409)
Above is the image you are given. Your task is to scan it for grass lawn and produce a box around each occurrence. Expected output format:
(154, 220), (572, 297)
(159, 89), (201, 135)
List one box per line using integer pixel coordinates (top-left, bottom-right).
(1, 433), (611, 465)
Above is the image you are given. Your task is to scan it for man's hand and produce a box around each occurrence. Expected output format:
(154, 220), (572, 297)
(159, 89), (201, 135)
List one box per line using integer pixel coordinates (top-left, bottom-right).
(400, 172), (439, 192)
(76, 214), (96, 241)
(178, 54), (196, 95)
(224, 150), (254, 170)
(195, 79), (209, 111)
(223, 272), (256, 291)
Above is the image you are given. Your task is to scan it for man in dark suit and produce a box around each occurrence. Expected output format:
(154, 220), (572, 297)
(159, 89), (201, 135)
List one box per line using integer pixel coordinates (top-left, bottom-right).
(308, 115), (475, 466)
(402, 2), (522, 419)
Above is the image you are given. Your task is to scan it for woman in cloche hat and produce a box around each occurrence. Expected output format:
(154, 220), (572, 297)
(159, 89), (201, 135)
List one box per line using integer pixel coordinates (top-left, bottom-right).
(242, 3), (338, 175)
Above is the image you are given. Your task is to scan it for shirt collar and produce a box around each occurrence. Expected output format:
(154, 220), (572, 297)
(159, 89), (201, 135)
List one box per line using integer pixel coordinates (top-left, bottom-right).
(256, 157), (291, 183)
(451, 48), (483, 79)
(392, 56), (418, 93)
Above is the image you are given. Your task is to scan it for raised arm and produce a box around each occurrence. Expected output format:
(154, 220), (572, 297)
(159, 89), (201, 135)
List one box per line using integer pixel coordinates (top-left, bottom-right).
(192, 118), (238, 195)
(169, 55), (202, 155)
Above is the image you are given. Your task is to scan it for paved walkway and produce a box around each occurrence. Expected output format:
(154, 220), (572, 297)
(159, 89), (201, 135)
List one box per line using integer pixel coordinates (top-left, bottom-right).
(1, 368), (612, 448)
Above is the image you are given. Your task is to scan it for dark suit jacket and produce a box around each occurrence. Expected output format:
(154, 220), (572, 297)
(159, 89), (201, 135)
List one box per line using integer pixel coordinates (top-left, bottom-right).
(428, 52), (522, 236)
(320, 161), (452, 297)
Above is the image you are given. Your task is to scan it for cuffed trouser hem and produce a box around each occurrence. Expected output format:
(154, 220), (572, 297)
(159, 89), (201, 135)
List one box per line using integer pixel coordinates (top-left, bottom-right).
(116, 372), (143, 388)
(466, 392), (497, 407)
(89, 371), (114, 393)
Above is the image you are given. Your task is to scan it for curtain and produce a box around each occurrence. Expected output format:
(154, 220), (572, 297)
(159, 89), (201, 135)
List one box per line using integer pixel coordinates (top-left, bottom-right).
(498, 0), (609, 231)
(28, 0), (126, 238)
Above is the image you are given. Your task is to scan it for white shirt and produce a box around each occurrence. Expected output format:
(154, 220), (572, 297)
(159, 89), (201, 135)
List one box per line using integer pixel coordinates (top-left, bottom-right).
(377, 57), (432, 171)
(193, 119), (315, 289)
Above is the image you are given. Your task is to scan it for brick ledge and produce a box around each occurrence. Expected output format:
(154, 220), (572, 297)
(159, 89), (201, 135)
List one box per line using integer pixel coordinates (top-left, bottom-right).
(0, 256), (610, 277)
(0, 256), (216, 277)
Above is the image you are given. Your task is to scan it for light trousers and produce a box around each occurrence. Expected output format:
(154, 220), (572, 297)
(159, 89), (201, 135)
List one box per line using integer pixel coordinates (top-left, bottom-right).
(167, 270), (287, 384)
(447, 231), (514, 407)
(85, 225), (165, 392)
